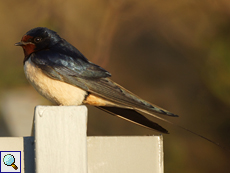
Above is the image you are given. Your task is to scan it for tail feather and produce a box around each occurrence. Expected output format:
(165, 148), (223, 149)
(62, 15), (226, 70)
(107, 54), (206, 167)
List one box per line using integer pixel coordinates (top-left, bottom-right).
(97, 106), (169, 134)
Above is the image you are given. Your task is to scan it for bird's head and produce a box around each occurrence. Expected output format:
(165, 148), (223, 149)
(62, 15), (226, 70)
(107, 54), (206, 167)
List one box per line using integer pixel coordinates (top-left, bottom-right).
(15, 27), (61, 57)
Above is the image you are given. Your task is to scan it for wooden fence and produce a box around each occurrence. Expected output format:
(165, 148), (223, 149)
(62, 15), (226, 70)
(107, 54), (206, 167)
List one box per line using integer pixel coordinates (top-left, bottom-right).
(0, 106), (164, 173)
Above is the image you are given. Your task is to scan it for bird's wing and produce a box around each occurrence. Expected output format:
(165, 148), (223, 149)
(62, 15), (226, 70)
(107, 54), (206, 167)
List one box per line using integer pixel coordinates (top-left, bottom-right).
(79, 77), (178, 117)
(31, 50), (176, 115)
(30, 50), (111, 90)
(30, 50), (176, 133)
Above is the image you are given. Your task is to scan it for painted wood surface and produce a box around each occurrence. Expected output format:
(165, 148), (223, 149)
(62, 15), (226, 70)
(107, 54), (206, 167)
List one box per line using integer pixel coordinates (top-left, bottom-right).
(88, 136), (163, 173)
(34, 105), (88, 173)
(0, 106), (164, 173)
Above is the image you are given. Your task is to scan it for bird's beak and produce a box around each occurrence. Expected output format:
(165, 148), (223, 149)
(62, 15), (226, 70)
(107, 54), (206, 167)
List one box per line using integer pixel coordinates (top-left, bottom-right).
(15, 42), (26, 46)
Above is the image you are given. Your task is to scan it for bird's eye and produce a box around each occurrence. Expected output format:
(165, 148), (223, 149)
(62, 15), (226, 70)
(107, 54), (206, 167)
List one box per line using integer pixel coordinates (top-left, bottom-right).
(34, 37), (42, 43)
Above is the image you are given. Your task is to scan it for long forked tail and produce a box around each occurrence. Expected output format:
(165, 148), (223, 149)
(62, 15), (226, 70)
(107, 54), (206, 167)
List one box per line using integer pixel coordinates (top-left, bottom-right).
(98, 106), (230, 152)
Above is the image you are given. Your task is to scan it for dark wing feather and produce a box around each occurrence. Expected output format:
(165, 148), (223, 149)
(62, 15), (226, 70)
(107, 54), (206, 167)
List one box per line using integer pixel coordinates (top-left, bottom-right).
(77, 77), (178, 117)
(31, 50), (111, 78)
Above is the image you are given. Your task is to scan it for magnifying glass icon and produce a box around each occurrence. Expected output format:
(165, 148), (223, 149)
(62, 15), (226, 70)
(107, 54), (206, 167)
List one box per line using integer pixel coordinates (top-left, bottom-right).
(3, 154), (18, 170)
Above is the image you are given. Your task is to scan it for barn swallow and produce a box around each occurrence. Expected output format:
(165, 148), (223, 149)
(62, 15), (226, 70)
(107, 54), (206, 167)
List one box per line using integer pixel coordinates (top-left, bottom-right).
(15, 27), (178, 134)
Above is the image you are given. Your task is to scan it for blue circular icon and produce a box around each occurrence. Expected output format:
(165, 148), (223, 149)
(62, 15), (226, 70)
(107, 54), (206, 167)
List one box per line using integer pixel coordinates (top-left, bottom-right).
(3, 154), (15, 166)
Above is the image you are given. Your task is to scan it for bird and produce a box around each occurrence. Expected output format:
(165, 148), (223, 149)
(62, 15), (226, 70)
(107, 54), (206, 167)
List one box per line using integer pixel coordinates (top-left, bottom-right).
(15, 27), (178, 134)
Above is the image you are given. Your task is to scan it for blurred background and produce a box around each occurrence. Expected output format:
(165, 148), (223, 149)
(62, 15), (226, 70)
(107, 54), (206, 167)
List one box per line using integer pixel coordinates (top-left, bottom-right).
(0, 0), (230, 172)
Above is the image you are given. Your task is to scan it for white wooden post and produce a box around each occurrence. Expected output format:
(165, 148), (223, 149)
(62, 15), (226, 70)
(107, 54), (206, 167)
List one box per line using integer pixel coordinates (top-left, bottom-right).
(0, 106), (164, 173)
(34, 106), (88, 173)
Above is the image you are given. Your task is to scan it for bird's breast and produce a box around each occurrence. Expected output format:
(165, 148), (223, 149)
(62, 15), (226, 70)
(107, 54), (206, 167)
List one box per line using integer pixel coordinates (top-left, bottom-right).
(24, 58), (87, 105)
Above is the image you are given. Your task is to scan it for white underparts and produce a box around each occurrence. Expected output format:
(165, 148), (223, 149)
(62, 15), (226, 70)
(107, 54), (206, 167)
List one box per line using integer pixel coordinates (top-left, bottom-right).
(24, 58), (87, 105)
